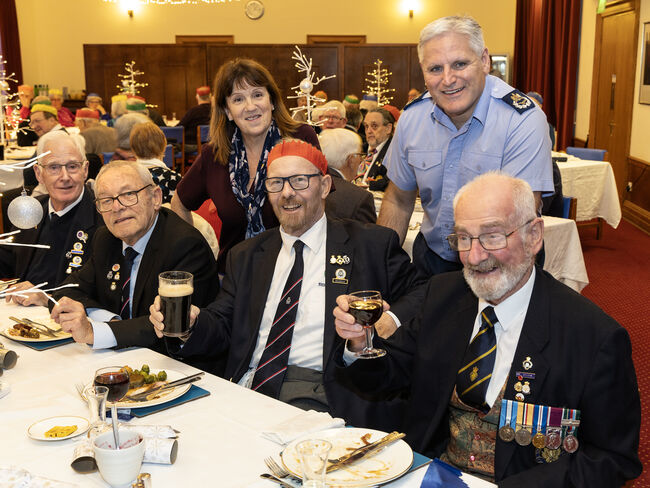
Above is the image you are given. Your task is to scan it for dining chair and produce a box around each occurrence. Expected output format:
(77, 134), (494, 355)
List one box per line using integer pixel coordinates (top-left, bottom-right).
(161, 126), (185, 172)
(197, 125), (210, 155)
(101, 152), (114, 164)
(565, 146), (607, 161)
(162, 144), (174, 169)
(562, 196), (577, 221)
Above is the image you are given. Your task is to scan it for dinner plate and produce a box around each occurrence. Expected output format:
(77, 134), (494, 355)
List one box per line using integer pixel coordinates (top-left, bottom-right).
(282, 427), (413, 487)
(84, 368), (192, 409)
(2, 323), (71, 342)
(27, 416), (89, 441)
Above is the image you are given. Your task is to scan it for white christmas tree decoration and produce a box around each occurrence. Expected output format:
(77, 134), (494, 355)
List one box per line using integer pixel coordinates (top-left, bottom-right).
(117, 61), (149, 96)
(363, 59), (395, 107)
(287, 46), (336, 126)
(0, 55), (21, 147)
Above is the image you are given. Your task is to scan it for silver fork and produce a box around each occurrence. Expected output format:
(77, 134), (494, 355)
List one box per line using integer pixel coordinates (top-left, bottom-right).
(264, 457), (292, 479)
(74, 382), (88, 402)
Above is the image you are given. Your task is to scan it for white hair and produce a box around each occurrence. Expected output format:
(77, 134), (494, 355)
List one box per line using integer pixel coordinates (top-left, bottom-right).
(320, 100), (346, 118)
(37, 130), (86, 160)
(96, 160), (155, 189)
(114, 113), (150, 150)
(418, 15), (485, 62)
(318, 128), (362, 170)
(453, 171), (536, 233)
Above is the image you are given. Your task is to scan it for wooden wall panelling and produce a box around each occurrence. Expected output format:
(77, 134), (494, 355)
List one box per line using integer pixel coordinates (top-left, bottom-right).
(206, 45), (339, 107)
(84, 45), (207, 119)
(621, 157), (650, 235)
(343, 45), (412, 108)
(409, 46), (426, 97)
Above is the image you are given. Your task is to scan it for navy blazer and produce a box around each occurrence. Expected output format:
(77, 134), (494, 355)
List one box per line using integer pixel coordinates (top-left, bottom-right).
(337, 268), (641, 487)
(177, 217), (427, 430)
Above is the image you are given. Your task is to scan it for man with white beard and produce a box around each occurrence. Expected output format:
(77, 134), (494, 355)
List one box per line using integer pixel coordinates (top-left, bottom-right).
(334, 172), (641, 486)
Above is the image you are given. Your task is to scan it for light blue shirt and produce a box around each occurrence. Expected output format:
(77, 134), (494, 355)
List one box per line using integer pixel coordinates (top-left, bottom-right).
(385, 75), (554, 262)
(88, 215), (159, 349)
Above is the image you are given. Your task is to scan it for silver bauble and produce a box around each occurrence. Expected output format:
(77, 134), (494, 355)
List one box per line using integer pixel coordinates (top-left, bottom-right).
(7, 191), (43, 229)
(299, 78), (313, 94)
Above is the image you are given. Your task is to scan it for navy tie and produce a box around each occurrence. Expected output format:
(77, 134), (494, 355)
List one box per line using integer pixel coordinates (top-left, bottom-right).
(456, 306), (498, 412)
(119, 247), (139, 320)
(252, 240), (305, 398)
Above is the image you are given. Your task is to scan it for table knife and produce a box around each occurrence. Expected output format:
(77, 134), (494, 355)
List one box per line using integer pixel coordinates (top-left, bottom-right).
(326, 431), (405, 473)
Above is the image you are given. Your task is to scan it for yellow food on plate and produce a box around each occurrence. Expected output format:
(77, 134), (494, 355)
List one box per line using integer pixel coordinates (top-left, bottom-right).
(44, 425), (78, 438)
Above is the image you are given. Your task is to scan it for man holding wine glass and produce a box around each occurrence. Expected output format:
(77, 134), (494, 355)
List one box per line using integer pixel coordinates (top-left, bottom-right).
(149, 140), (426, 431)
(50, 161), (219, 356)
(334, 172), (641, 486)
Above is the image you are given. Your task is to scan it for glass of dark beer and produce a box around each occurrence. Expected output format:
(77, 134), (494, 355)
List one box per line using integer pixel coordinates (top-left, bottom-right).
(347, 290), (386, 359)
(158, 271), (194, 337)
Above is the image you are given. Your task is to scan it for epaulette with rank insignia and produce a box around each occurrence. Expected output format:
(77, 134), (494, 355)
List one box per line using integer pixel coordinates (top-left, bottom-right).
(501, 89), (534, 114)
(403, 91), (427, 111)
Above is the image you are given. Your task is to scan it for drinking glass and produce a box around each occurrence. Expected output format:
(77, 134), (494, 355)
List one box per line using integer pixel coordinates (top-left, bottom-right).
(158, 271), (194, 337)
(296, 439), (332, 488)
(347, 290), (386, 359)
(94, 367), (130, 449)
(86, 385), (109, 438)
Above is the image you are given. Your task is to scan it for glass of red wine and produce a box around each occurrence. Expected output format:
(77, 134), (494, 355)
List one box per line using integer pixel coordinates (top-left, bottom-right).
(94, 366), (130, 450)
(347, 290), (386, 359)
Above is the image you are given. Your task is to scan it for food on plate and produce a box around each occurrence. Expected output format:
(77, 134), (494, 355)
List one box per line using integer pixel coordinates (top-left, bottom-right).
(361, 432), (372, 445)
(114, 364), (171, 401)
(44, 425), (78, 438)
(7, 323), (39, 339)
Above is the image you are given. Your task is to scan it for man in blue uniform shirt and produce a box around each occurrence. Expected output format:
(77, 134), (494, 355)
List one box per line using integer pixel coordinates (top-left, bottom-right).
(378, 15), (554, 278)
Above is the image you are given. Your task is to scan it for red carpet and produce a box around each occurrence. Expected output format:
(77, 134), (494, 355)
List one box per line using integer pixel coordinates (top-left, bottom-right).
(580, 220), (650, 486)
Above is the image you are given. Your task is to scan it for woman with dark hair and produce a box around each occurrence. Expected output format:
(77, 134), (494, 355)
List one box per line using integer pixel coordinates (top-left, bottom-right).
(171, 58), (319, 272)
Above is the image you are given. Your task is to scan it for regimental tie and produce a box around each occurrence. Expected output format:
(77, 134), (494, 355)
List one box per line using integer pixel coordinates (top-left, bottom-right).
(119, 247), (139, 320)
(456, 306), (498, 412)
(356, 148), (376, 182)
(251, 240), (305, 398)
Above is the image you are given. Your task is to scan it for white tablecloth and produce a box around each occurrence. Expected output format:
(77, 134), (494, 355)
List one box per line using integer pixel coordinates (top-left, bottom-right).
(402, 213), (588, 292)
(554, 153), (622, 227)
(0, 302), (494, 487)
(0, 161), (25, 191)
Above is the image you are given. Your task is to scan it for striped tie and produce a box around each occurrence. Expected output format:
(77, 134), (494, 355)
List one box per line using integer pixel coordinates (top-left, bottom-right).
(251, 240), (305, 398)
(456, 306), (498, 412)
(119, 247), (139, 320)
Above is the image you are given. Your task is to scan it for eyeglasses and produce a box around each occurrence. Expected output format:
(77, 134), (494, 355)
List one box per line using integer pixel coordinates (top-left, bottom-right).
(95, 184), (152, 213)
(264, 173), (321, 193)
(363, 122), (386, 130)
(322, 115), (342, 121)
(38, 161), (86, 176)
(447, 219), (534, 252)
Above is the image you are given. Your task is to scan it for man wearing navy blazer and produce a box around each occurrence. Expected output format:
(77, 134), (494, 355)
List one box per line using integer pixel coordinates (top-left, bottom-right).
(51, 161), (219, 353)
(150, 140), (425, 430)
(0, 131), (101, 306)
(335, 172), (641, 486)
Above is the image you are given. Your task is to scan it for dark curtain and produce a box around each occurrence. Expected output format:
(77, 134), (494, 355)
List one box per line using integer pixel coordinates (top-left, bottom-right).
(513, 0), (582, 150)
(0, 0), (23, 91)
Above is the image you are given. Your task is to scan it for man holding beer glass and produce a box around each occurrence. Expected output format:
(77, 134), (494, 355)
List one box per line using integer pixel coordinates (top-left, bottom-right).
(51, 161), (219, 354)
(149, 140), (426, 430)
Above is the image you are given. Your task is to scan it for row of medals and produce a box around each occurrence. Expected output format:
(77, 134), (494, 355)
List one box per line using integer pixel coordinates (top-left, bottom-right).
(498, 401), (580, 463)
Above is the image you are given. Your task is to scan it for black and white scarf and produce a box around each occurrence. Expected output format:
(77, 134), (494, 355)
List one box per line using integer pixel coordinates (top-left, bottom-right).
(228, 120), (282, 239)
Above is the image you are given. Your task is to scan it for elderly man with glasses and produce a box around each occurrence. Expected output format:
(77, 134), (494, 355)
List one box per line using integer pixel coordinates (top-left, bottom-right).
(0, 131), (101, 306)
(149, 139), (426, 430)
(50, 160), (219, 357)
(335, 172), (641, 486)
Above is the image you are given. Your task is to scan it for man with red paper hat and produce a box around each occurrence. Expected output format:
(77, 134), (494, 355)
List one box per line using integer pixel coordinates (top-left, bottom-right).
(179, 85), (212, 153)
(76, 108), (117, 155)
(150, 139), (425, 429)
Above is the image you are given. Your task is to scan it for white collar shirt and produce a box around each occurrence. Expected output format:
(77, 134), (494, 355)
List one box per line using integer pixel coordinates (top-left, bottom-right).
(474, 267), (536, 407)
(244, 214), (328, 382)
